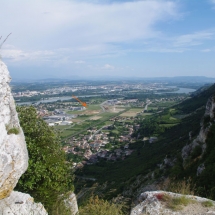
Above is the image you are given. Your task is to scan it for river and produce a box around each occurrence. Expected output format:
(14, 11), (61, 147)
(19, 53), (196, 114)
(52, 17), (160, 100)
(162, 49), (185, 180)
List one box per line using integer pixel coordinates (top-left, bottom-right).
(155, 86), (196, 94)
(16, 87), (196, 105)
(16, 95), (100, 105)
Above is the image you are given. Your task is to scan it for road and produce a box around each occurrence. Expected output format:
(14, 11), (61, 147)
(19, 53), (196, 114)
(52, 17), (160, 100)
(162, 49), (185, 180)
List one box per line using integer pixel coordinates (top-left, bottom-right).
(144, 101), (152, 111)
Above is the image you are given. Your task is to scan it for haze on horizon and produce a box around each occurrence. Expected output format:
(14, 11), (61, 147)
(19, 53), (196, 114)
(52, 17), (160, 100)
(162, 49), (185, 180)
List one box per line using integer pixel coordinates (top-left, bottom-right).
(0, 0), (215, 80)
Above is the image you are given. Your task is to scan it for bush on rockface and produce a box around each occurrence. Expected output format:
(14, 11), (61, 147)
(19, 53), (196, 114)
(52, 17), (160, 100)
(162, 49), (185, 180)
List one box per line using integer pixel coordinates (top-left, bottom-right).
(79, 195), (124, 215)
(15, 106), (74, 213)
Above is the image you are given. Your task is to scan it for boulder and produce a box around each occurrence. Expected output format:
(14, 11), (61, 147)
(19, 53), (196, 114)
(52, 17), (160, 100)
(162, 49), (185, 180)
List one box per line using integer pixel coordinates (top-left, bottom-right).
(131, 191), (215, 215)
(0, 191), (48, 215)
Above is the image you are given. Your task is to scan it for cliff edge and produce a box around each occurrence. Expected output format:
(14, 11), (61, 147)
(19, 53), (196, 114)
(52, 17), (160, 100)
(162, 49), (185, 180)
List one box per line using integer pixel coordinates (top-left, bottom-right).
(0, 60), (48, 214)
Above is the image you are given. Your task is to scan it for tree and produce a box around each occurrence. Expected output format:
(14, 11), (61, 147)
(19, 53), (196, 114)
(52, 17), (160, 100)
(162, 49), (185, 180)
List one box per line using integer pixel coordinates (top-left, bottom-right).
(15, 106), (73, 213)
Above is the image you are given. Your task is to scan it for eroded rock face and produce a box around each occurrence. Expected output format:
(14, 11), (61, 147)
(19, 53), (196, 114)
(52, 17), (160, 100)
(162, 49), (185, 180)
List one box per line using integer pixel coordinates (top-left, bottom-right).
(205, 95), (215, 120)
(181, 95), (215, 165)
(0, 60), (28, 199)
(0, 191), (48, 215)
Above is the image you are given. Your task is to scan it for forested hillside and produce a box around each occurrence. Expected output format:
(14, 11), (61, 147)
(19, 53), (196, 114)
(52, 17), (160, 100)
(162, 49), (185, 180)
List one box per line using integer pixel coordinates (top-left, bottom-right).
(76, 84), (215, 205)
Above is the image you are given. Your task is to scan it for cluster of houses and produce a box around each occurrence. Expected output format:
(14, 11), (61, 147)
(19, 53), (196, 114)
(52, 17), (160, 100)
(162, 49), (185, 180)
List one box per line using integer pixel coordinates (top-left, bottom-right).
(63, 145), (134, 167)
(62, 119), (138, 168)
(34, 99), (163, 168)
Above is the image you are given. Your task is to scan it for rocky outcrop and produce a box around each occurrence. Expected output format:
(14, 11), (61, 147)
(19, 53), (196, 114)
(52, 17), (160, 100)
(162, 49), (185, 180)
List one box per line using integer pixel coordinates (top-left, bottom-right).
(64, 192), (79, 215)
(0, 60), (28, 199)
(0, 59), (48, 214)
(0, 191), (47, 215)
(131, 191), (215, 215)
(181, 95), (215, 166)
(205, 95), (215, 119)
(196, 163), (205, 176)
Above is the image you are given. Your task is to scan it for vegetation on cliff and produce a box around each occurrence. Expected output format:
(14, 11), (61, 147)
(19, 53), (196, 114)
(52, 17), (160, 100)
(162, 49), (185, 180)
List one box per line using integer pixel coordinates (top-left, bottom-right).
(15, 106), (74, 213)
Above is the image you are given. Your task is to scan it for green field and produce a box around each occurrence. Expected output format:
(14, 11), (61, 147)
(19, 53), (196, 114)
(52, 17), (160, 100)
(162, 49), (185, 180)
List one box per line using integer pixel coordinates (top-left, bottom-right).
(56, 107), (128, 139)
(120, 108), (143, 117)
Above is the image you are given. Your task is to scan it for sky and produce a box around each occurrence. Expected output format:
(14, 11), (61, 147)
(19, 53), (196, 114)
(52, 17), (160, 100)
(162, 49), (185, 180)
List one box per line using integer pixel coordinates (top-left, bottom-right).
(0, 0), (215, 80)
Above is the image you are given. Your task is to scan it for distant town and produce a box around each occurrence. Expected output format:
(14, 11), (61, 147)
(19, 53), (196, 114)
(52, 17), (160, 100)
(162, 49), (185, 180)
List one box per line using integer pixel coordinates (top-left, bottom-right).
(12, 80), (197, 169)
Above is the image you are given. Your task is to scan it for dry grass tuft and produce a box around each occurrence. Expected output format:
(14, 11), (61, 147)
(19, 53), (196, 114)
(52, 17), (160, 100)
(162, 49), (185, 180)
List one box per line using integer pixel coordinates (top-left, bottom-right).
(79, 195), (124, 215)
(158, 177), (196, 195)
(201, 200), (213, 207)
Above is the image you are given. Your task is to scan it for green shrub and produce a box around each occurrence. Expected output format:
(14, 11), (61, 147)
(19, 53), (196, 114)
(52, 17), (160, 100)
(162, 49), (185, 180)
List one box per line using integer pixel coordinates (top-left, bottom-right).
(15, 106), (74, 214)
(7, 127), (19, 135)
(203, 115), (211, 128)
(79, 195), (124, 215)
(191, 145), (202, 159)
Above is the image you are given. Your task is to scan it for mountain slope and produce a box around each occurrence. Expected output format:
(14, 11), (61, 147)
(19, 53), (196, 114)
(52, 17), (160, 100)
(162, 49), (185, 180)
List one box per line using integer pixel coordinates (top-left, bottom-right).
(75, 83), (215, 204)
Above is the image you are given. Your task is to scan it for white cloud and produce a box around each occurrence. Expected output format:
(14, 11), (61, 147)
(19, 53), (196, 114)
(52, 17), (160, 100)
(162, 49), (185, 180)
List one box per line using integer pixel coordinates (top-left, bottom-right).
(146, 47), (185, 53)
(0, 0), (178, 61)
(74, 60), (85, 64)
(201, 49), (211, 52)
(1, 48), (55, 62)
(174, 31), (214, 47)
(102, 64), (115, 70)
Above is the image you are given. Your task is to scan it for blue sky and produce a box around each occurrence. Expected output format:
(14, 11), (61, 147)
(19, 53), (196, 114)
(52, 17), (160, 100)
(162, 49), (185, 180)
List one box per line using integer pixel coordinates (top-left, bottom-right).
(0, 0), (215, 79)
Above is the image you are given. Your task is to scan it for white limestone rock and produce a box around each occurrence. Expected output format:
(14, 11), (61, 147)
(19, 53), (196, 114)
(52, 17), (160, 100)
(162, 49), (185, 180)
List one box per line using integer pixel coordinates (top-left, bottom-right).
(205, 95), (215, 120)
(131, 191), (215, 215)
(0, 191), (48, 215)
(181, 95), (215, 164)
(64, 192), (79, 215)
(0, 60), (28, 199)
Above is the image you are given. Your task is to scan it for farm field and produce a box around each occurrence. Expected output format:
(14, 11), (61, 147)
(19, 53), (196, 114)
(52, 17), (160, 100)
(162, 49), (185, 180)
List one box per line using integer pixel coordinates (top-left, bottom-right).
(90, 116), (101, 120)
(66, 104), (102, 115)
(54, 99), (180, 140)
(56, 105), (128, 139)
(142, 113), (152, 116)
(120, 108), (143, 117)
(150, 101), (178, 108)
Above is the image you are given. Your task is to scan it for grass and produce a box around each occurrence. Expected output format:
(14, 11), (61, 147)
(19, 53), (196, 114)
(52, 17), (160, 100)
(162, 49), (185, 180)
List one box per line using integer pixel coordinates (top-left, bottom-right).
(87, 104), (102, 111)
(173, 114), (189, 119)
(156, 193), (194, 211)
(120, 108), (142, 117)
(159, 178), (196, 195)
(201, 200), (213, 207)
(147, 106), (158, 110)
(168, 195), (193, 211)
(160, 123), (178, 128)
(79, 195), (124, 215)
(104, 121), (113, 126)
(142, 113), (153, 116)
(58, 109), (127, 139)
(66, 110), (85, 114)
